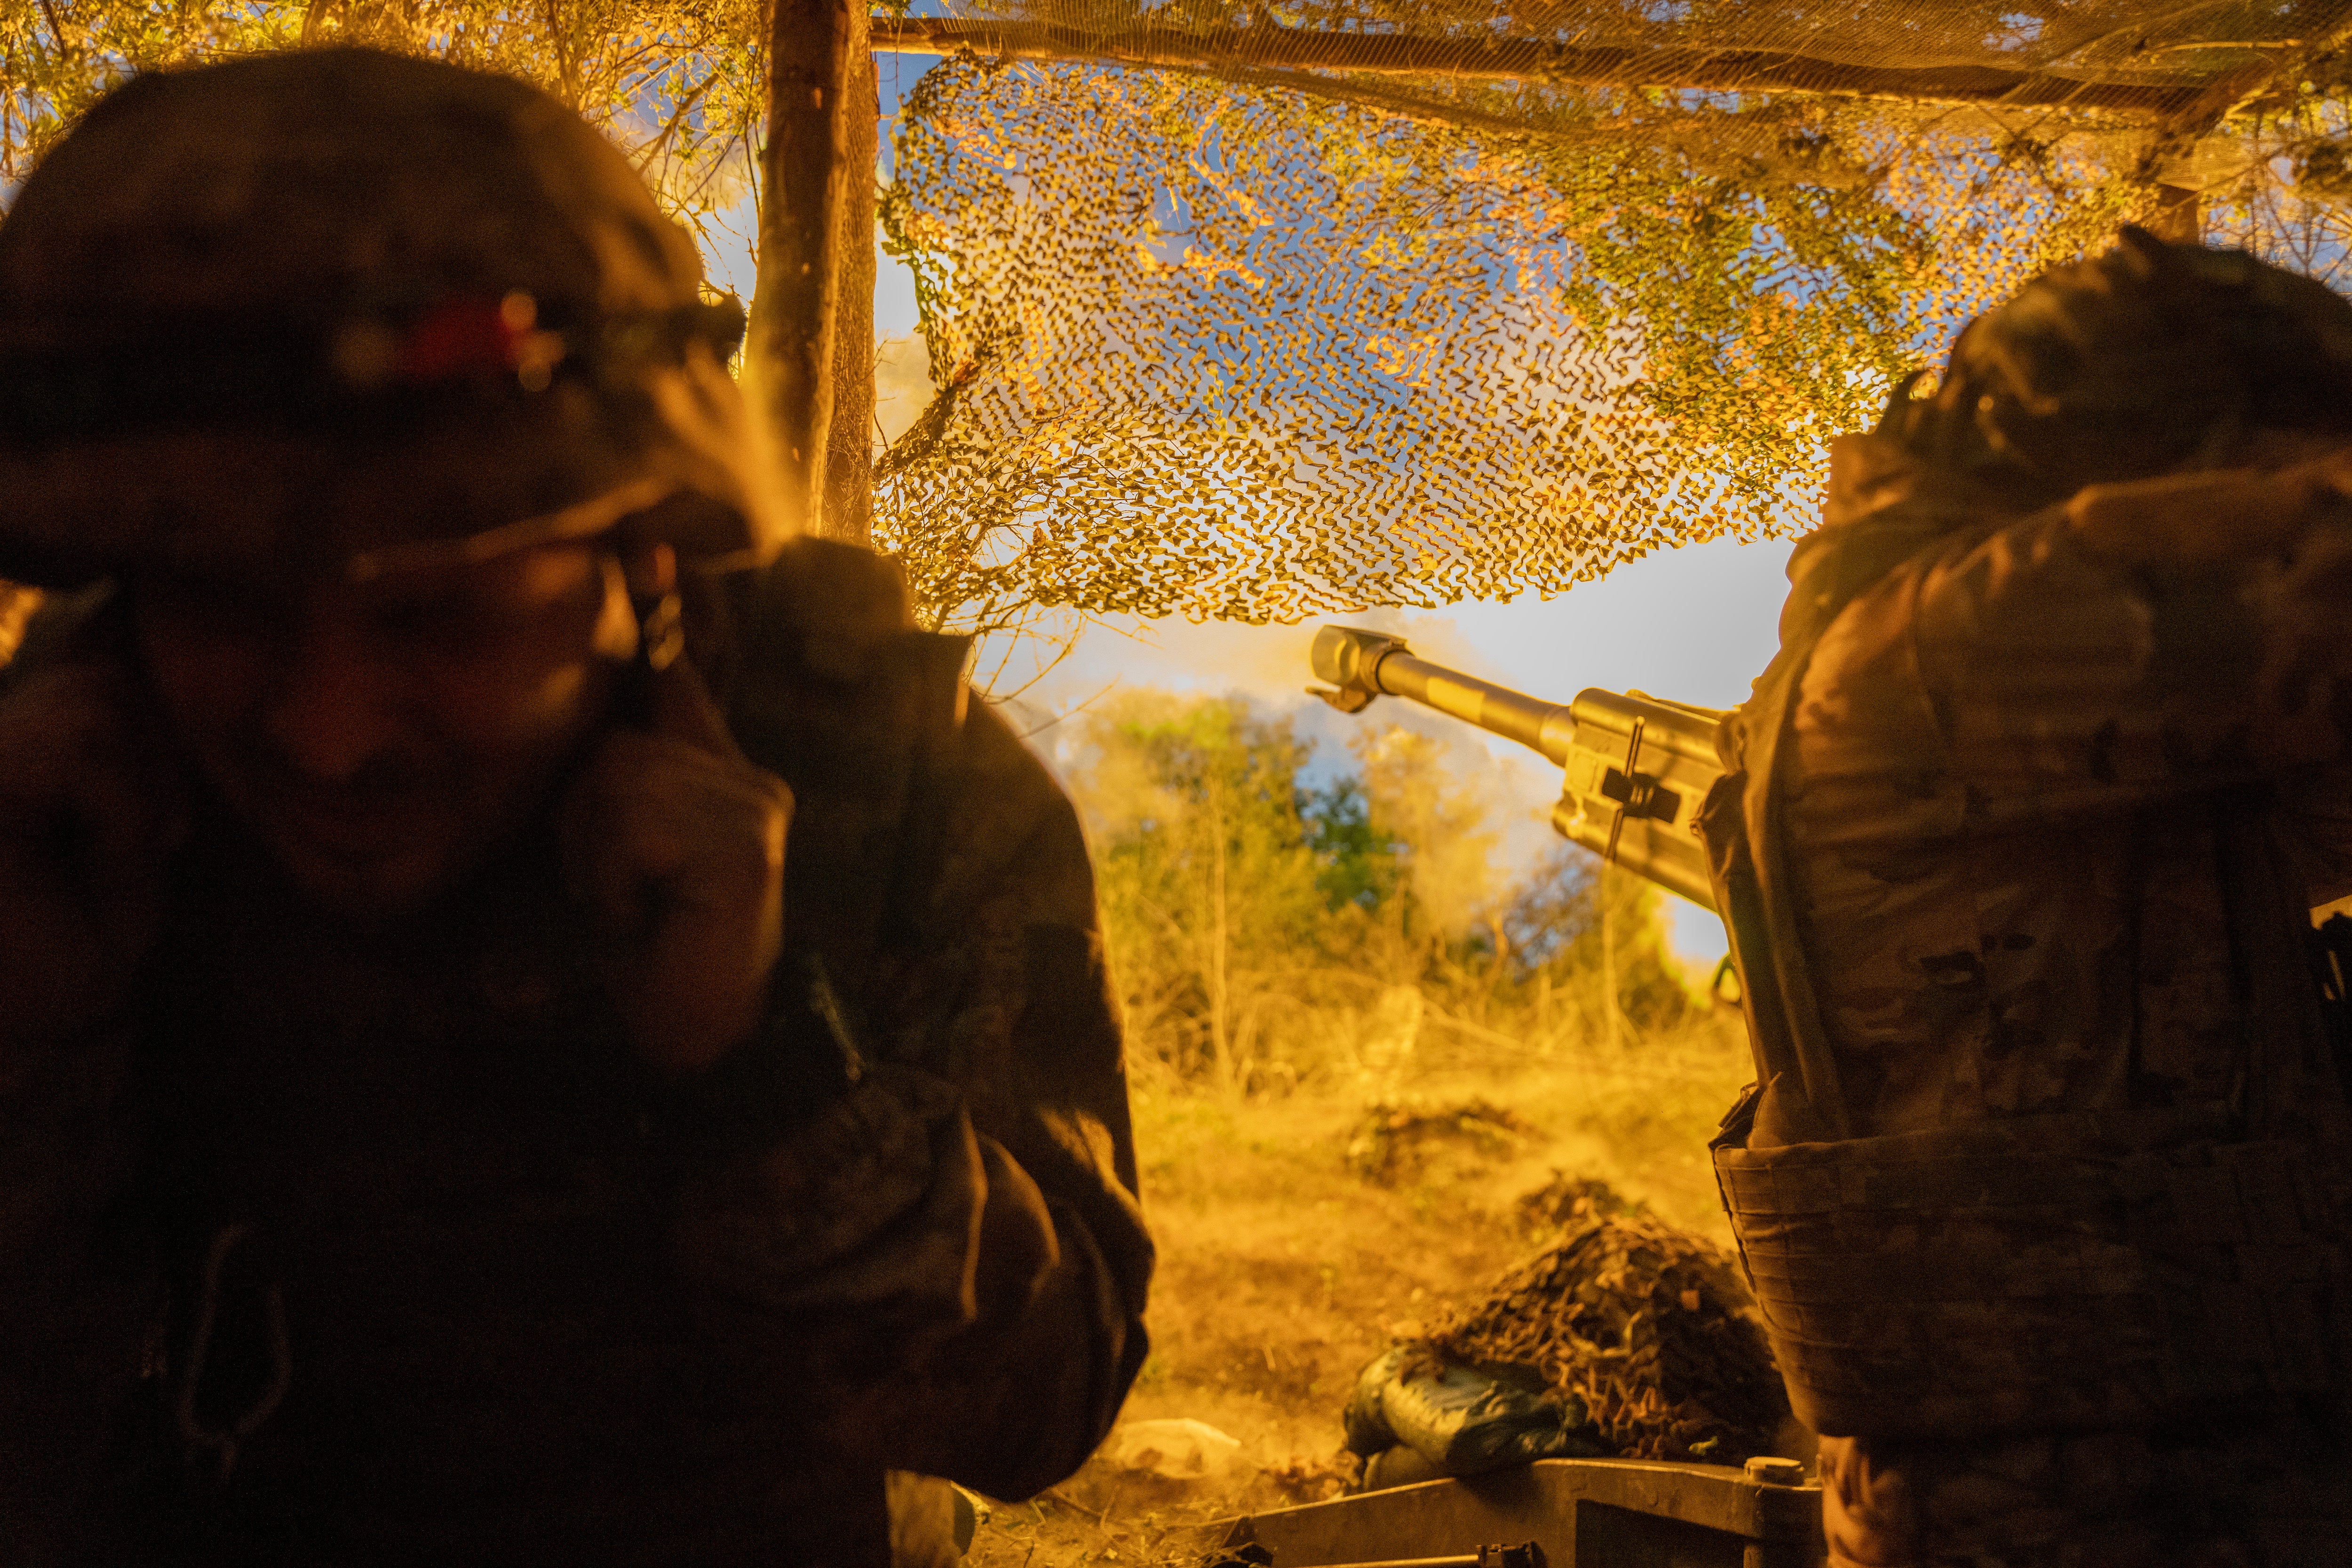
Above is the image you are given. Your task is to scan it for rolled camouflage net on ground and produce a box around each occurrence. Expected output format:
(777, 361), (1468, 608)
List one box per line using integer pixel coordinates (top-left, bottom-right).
(1426, 1213), (1789, 1463)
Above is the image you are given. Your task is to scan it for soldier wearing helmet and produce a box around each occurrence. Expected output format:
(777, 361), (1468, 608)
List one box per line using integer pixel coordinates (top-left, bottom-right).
(1705, 229), (2352, 1565)
(0, 49), (1150, 1565)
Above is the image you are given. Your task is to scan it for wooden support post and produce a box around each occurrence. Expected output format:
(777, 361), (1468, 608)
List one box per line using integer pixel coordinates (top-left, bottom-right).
(2147, 183), (2202, 244)
(2136, 57), (2282, 248)
(746, 0), (865, 538)
(823, 50), (877, 544)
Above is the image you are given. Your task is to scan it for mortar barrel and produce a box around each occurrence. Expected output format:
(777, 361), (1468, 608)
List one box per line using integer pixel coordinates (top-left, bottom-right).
(1367, 651), (1578, 765)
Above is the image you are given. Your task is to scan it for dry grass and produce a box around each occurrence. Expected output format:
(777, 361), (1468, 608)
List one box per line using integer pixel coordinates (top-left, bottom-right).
(962, 1013), (1756, 1567)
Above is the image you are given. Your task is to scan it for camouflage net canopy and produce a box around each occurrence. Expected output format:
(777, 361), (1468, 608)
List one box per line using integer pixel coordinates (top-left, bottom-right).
(874, 0), (2352, 621)
(8, 3), (2352, 623)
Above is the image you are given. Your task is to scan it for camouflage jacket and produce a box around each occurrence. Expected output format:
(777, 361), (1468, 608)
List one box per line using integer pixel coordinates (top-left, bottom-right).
(0, 540), (1153, 1566)
(1706, 436), (2352, 1440)
(1784, 441), (2352, 1136)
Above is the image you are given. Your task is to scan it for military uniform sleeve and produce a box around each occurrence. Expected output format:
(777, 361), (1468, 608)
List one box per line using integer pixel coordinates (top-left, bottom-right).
(670, 702), (1150, 1498)
(666, 542), (1150, 1502)
(851, 700), (1152, 1497)
(1796, 499), (2352, 847)
(0, 1016), (151, 1560)
(0, 624), (159, 1557)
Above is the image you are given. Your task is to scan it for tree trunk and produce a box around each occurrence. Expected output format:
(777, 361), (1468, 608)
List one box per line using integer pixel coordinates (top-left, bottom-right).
(823, 50), (878, 544)
(1600, 866), (1622, 1052)
(1209, 781), (1234, 1098)
(747, 0), (865, 537)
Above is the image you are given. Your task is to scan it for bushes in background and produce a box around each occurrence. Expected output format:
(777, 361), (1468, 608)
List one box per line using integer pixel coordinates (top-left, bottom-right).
(1060, 691), (1701, 1095)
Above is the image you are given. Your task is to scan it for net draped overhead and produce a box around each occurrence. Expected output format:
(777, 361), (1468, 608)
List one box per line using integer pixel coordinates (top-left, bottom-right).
(870, 0), (2352, 621)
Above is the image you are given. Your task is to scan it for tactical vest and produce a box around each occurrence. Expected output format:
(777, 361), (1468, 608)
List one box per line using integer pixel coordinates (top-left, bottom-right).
(1700, 496), (2352, 1445)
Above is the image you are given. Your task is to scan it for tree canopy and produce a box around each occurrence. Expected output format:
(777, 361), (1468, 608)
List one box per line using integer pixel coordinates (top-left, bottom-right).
(3, 2), (761, 253)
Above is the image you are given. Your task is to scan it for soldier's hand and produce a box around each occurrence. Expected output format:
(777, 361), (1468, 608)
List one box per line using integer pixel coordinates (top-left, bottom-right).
(561, 656), (793, 1074)
(0, 658), (187, 1048)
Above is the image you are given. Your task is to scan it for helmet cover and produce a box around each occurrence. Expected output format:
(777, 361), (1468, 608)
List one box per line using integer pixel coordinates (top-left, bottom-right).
(1881, 226), (2352, 506)
(0, 47), (789, 587)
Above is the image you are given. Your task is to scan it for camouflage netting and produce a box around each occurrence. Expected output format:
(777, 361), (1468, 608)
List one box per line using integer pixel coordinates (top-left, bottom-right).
(9, 4), (2352, 624)
(1427, 1211), (1790, 1462)
(874, 0), (2352, 621)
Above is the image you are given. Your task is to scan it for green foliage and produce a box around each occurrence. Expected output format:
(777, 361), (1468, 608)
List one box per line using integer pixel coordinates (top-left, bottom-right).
(3, 4), (294, 189)
(1065, 692), (1700, 1096)
(0, 1), (761, 243)
(1301, 775), (1400, 914)
(1069, 693), (1328, 1092)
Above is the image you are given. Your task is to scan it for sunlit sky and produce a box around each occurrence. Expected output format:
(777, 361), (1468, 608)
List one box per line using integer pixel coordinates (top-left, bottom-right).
(701, 50), (1812, 965)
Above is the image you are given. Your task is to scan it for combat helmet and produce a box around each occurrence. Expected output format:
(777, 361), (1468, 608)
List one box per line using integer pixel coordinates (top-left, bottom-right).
(0, 48), (787, 588)
(1882, 226), (2352, 506)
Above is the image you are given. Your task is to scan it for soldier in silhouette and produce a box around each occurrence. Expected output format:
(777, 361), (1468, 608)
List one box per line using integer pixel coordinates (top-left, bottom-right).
(0, 50), (1149, 1566)
(1707, 228), (2352, 1566)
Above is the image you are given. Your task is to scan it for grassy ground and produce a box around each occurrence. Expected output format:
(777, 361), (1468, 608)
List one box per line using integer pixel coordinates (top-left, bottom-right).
(961, 1014), (1757, 1567)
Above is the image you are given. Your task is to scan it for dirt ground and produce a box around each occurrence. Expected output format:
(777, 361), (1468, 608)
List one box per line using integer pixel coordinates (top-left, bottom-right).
(961, 1020), (1755, 1567)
